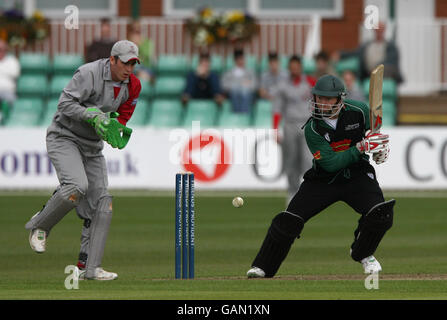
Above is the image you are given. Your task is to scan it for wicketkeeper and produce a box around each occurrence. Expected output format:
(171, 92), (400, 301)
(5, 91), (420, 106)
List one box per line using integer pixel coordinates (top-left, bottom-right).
(247, 74), (394, 278)
(25, 40), (141, 280)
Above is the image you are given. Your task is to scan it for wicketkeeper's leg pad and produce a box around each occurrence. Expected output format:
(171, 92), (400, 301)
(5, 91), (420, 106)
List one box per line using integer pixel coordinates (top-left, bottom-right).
(25, 184), (85, 233)
(77, 218), (91, 269)
(85, 195), (113, 279)
(350, 199), (395, 262)
(252, 211), (305, 277)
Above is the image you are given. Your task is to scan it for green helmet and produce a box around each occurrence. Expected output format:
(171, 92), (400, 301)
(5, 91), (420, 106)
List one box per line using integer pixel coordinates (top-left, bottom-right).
(309, 75), (346, 119)
(311, 74), (346, 97)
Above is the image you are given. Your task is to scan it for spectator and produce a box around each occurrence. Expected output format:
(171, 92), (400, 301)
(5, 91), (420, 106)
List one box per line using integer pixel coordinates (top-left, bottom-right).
(222, 49), (257, 113)
(313, 50), (336, 79)
(0, 39), (20, 105)
(343, 70), (366, 101)
(182, 52), (224, 105)
(258, 52), (288, 100)
(85, 18), (116, 63)
(273, 55), (316, 201)
(334, 21), (403, 84)
(128, 20), (155, 82)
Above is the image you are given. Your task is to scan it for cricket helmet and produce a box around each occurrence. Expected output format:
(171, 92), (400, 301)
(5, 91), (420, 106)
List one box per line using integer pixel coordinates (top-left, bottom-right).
(309, 74), (346, 119)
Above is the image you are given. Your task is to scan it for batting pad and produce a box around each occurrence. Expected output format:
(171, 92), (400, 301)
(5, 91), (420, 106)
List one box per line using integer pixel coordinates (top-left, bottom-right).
(350, 199), (395, 261)
(25, 184), (84, 233)
(85, 195), (113, 278)
(251, 211), (304, 277)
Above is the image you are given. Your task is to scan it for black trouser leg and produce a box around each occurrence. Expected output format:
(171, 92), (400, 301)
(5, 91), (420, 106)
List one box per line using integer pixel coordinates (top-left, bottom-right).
(251, 179), (340, 277)
(342, 166), (395, 261)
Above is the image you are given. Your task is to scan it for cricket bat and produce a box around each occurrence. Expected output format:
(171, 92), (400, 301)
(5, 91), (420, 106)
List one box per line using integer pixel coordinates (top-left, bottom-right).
(369, 64), (384, 133)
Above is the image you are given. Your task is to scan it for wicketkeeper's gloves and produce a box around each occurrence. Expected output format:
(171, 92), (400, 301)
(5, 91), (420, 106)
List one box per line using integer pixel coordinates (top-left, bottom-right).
(106, 112), (133, 149)
(83, 107), (111, 140)
(83, 108), (133, 149)
(356, 131), (389, 154)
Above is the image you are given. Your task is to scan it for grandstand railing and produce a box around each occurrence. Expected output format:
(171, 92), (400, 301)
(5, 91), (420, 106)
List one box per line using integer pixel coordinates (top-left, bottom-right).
(24, 17), (316, 59)
(19, 17), (447, 96)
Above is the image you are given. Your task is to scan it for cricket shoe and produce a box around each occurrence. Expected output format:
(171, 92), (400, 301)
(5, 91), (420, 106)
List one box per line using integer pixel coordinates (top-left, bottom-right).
(79, 267), (118, 281)
(29, 228), (47, 253)
(247, 267), (266, 278)
(361, 255), (382, 274)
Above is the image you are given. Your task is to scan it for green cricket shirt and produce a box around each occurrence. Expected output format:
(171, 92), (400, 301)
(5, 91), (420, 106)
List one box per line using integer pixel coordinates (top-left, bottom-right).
(303, 99), (371, 181)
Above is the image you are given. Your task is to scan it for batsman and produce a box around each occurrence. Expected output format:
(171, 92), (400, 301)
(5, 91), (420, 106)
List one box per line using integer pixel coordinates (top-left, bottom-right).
(25, 40), (141, 280)
(247, 73), (394, 278)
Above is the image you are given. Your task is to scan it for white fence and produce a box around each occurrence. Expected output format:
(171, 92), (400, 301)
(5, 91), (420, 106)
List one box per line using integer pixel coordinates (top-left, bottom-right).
(25, 17), (317, 59)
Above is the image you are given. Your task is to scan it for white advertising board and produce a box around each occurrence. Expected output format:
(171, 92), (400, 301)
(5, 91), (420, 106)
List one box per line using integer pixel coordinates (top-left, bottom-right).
(0, 127), (446, 190)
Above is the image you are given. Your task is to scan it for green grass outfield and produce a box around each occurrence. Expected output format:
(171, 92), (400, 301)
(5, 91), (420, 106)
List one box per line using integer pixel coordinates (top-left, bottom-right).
(0, 191), (446, 300)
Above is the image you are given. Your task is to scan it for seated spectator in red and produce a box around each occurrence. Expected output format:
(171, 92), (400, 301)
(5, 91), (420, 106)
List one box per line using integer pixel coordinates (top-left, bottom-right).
(85, 18), (116, 63)
(182, 52), (224, 105)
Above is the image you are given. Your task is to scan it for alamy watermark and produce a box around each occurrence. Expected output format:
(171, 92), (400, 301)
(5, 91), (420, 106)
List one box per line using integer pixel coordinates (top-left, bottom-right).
(169, 121), (281, 176)
(364, 5), (380, 30)
(364, 272), (379, 290)
(64, 265), (80, 290)
(64, 5), (79, 30)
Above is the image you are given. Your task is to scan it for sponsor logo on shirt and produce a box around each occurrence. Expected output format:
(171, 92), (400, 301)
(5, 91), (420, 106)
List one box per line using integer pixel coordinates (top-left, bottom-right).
(131, 98), (138, 106)
(345, 123), (360, 130)
(324, 133), (331, 142)
(313, 151), (321, 160)
(367, 172), (375, 180)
